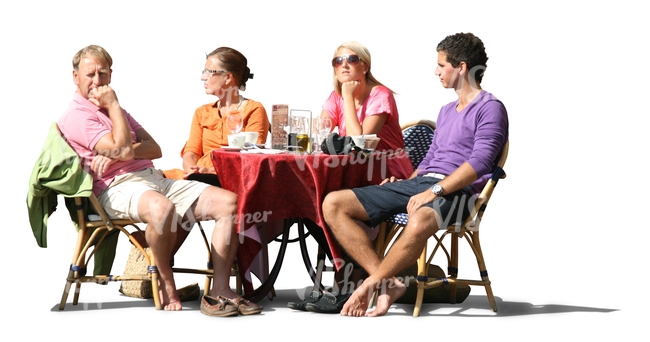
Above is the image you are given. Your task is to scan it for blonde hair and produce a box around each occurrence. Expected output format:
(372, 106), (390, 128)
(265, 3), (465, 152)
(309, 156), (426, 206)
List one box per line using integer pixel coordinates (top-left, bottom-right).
(72, 45), (113, 71)
(331, 41), (393, 95)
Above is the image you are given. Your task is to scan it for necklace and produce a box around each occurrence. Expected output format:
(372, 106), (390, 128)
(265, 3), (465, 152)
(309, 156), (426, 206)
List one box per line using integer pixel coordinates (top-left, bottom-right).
(217, 96), (246, 113)
(235, 96), (246, 110)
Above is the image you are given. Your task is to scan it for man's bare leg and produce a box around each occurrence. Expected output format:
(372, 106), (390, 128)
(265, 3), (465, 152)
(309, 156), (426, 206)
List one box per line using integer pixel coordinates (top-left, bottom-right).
(138, 191), (182, 311)
(192, 186), (241, 299)
(130, 226), (189, 257)
(365, 207), (439, 316)
(322, 189), (382, 316)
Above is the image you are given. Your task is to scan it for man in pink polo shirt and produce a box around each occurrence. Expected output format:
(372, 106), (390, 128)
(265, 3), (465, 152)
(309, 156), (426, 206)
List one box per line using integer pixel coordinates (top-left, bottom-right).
(58, 45), (261, 315)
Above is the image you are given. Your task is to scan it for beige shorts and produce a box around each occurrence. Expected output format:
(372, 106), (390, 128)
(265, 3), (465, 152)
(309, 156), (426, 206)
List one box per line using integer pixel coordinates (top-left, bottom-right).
(98, 168), (210, 223)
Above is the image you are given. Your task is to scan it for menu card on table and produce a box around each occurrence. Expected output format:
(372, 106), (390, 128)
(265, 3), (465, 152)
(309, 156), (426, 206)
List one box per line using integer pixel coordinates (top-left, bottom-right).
(271, 104), (288, 149)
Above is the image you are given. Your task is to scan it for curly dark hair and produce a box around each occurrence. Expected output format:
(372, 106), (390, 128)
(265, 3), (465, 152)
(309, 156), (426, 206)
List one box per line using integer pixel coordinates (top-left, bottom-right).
(436, 32), (488, 83)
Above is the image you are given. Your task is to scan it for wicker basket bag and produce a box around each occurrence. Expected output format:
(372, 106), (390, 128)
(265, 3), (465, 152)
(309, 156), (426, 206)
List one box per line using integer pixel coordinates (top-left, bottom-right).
(119, 246), (153, 299)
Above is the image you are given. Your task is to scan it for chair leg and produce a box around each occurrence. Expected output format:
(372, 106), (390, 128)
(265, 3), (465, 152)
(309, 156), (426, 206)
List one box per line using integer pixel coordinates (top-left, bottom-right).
(149, 267), (161, 310)
(204, 276), (212, 297)
(413, 245), (428, 317)
(58, 271), (74, 310)
(484, 282), (498, 312)
(72, 281), (82, 305)
(470, 232), (498, 312)
(63, 224), (88, 309)
(69, 261), (85, 306)
(448, 232), (459, 304)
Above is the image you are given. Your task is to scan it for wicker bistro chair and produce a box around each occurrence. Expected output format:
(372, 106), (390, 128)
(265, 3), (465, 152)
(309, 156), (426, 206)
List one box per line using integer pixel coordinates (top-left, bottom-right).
(63, 192), (239, 312)
(62, 195), (165, 309)
(373, 119), (436, 255)
(376, 140), (509, 317)
(402, 119), (436, 170)
(29, 124), (235, 310)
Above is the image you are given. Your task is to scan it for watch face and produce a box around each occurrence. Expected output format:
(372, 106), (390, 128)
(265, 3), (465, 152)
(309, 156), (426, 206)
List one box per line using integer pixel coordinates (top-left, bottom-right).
(432, 184), (443, 195)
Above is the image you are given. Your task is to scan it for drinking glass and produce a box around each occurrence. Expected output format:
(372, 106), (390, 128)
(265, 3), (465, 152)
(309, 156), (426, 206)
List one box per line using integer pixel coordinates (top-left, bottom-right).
(313, 116), (333, 153)
(288, 116), (310, 153)
(226, 113), (243, 134)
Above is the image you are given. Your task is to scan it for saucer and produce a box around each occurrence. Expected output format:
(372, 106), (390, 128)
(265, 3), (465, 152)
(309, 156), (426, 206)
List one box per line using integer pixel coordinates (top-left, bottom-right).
(221, 146), (242, 151)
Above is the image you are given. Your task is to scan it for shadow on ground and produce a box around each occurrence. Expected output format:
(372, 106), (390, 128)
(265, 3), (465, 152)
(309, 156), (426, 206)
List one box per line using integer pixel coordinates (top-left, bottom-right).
(52, 286), (619, 317)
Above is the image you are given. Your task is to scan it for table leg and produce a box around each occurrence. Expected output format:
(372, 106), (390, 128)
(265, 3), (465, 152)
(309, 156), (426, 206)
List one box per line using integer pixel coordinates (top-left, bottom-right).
(298, 218), (332, 292)
(247, 218), (335, 301)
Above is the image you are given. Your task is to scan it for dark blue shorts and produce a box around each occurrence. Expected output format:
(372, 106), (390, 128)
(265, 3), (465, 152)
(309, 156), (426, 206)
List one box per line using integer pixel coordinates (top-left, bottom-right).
(351, 177), (475, 228)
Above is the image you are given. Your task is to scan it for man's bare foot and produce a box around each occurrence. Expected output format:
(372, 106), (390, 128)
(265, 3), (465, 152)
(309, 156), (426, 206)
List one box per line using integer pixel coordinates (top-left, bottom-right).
(157, 280), (183, 311)
(157, 268), (182, 311)
(340, 282), (373, 317)
(164, 300), (182, 311)
(366, 277), (406, 317)
(159, 284), (182, 311)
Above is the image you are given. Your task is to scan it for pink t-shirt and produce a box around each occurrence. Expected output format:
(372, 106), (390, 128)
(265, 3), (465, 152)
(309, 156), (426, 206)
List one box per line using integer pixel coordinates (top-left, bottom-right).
(322, 86), (413, 179)
(58, 92), (154, 196)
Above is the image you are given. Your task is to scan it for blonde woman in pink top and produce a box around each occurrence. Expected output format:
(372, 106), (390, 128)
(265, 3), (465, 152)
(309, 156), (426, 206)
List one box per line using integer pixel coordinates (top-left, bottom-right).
(321, 41), (413, 179)
(291, 42), (413, 314)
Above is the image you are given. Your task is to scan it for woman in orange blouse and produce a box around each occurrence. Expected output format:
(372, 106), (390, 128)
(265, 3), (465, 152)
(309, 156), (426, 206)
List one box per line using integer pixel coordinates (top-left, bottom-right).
(166, 47), (269, 180)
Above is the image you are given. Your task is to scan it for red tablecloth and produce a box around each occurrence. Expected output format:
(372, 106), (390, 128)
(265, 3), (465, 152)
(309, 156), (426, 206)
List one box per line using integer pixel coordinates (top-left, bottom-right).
(211, 150), (390, 297)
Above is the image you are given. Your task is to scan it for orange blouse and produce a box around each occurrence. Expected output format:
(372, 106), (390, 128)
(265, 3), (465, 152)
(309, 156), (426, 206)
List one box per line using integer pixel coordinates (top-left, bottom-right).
(181, 99), (269, 169)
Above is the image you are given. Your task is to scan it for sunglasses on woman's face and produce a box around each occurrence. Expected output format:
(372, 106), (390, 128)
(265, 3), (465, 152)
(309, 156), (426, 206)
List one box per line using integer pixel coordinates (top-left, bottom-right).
(331, 54), (361, 67)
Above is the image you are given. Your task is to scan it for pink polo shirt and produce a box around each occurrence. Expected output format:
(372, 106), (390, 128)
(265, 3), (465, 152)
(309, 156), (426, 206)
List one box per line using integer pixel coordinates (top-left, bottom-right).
(58, 92), (154, 196)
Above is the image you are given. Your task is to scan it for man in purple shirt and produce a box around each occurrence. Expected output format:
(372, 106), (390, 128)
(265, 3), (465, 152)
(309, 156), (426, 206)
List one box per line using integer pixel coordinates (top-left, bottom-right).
(322, 32), (509, 317)
(58, 45), (262, 315)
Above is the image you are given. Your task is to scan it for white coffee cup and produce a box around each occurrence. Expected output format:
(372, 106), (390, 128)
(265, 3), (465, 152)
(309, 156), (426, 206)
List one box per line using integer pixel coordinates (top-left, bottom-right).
(350, 135), (366, 148)
(227, 133), (246, 147)
(242, 131), (259, 144)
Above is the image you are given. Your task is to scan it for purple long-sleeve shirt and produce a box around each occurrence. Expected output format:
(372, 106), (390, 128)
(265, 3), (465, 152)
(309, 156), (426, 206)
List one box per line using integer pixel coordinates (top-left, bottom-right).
(417, 90), (508, 193)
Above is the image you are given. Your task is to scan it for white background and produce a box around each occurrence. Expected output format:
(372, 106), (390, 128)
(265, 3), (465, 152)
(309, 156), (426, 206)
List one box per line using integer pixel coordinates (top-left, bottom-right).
(2, 0), (648, 340)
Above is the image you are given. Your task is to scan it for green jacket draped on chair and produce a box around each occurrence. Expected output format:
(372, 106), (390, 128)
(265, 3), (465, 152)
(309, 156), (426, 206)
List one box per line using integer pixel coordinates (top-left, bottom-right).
(26, 122), (119, 275)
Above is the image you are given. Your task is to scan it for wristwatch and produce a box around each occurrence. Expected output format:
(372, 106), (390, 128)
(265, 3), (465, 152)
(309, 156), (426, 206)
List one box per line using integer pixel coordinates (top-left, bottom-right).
(431, 184), (444, 196)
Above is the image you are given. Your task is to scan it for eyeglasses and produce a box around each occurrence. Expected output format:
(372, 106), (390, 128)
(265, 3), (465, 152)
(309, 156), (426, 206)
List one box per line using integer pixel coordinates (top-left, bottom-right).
(201, 69), (227, 77)
(331, 54), (361, 67)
